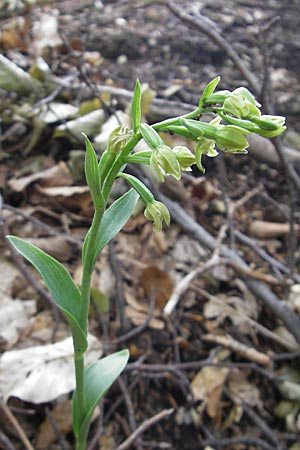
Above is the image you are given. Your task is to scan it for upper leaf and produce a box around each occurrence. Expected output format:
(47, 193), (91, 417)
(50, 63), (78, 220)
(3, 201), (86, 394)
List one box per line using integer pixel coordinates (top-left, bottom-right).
(6, 236), (87, 355)
(82, 188), (139, 269)
(131, 79), (141, 134)
(198, 76), (221, 108)
(83, 134), (103, 209)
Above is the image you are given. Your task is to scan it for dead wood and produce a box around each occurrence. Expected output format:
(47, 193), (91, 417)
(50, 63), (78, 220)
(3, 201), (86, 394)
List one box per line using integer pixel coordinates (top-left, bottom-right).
(159, 193), (300, 345)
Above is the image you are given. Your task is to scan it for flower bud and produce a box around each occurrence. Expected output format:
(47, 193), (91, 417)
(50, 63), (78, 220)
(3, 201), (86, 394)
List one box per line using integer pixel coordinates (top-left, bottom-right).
(223, 88), (261, 118)
(173, 145), (196, 171)
(144, 200), (170, 232)
(215, 125), (249, 153)
(248, 114), (286, 131)
(140, 123), (163, 149)
(108, 125), (130, 154)
(150, 144), (181, 182)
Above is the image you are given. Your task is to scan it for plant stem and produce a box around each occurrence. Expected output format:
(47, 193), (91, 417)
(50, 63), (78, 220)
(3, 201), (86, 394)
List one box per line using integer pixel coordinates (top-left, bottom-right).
(152, 106), (202, 130)
(80, 208), (104, 333)
(102, 134), (141, 202)
(74, 354), (85, 438)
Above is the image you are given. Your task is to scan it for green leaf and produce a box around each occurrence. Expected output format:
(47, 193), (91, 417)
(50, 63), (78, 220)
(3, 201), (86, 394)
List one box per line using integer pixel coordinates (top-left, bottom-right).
(6, 236), (87, 356)
(199, 76), (221, 108)
(82, 188), (139, 268)
(73, 349), (129, 438)
(132, 79), (141, 134)
(118, 173), (154, 204)
(83, 134), (104, 209)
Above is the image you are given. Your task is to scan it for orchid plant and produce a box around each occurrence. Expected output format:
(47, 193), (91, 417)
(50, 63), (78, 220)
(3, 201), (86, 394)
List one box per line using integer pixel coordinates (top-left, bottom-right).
(6, 77), (286, 450)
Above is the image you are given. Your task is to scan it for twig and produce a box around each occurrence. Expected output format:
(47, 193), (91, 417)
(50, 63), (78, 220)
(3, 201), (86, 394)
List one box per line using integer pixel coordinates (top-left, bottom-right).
(201, 436), (276, 450)
(126, 360), (279, 382)
(242, 401), (283, 450)
(166, 0), (259, 93)
(0, 402), (35, 450)
(159, 192), (300, 344)
(113, 409), (174, 450)
(201, 333), (272, 366)
(234, 229), (300, 283)
(196, 286), (298, 352)
(118, 377), (143, 450)
(44, 407), (69, 450)
(0, 430), (16, 450)
(163, 256), (221, 315)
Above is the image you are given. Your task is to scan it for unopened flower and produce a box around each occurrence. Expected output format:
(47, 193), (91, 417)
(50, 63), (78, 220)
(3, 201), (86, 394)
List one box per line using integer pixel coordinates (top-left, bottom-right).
(150, 144), (181, 182)
(223, 87), (261, 118)
(173, 145), (196, 171)
(215, 125), (249, 153)
(108, 125), (130, 153)
(248, 114), (286, 136)
(144, 200), (170, 232)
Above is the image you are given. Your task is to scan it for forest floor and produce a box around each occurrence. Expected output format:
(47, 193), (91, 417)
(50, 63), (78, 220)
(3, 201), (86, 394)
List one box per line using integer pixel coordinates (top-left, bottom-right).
(1, 1), (300, 450)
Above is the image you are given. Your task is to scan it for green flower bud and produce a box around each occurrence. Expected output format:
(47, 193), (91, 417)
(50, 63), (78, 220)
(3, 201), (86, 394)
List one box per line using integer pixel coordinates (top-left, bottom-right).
(140, 123), (164, 149)
(108, 125), (130, 154)
(215, 125), (249, 153)
(150, 144), (181, 182)
(144, 200), (170, 232)
(248, 114), (286, 131)
(173, 145), (196, 171)
(223, 88), (261, 118)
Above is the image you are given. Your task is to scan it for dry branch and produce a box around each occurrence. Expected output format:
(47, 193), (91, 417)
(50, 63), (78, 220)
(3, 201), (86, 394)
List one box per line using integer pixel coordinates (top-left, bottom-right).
(159, 193), (300, 345)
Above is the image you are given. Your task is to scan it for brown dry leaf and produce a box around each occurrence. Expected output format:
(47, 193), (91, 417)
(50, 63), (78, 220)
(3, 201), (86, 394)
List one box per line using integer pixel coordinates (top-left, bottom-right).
(125, 306), (164, 330)
(249, 220), (299, 238)
(139, 266), (173, 309)
(191, 366), (229, 420)
(8, 161), (73, 192)
(227, 368), (263, 408)
(124, 290), (165, 330)
(36, 185), (92, 216)
(0, 335), (102, 403)
(0, 16), (30, 51)
(98, 424), (116, 450)
(27, 235), (73, 262)
(36, 399), (72, 449)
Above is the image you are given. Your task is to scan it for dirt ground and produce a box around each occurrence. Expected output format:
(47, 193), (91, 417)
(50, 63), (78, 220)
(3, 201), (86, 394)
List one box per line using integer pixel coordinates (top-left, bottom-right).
(1, 1), (300, 450)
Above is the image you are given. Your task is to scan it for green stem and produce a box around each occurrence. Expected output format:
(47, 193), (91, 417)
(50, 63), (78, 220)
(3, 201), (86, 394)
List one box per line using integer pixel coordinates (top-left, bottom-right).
(152, 107), (202, 130)
(80, 207), (104, 333)
(102, 134), (141, 202)
(74, 355), (85, 428)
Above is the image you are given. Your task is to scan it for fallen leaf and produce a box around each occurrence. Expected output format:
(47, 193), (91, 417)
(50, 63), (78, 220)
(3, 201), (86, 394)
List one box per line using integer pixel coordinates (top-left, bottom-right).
(139, 266), (173, 309)
(8, 161), (73, 192)
(0, 295), (36, 350)
(0, 334), (102, 403)
(36, 399), (72, 449)
(191, 366), (229, 420)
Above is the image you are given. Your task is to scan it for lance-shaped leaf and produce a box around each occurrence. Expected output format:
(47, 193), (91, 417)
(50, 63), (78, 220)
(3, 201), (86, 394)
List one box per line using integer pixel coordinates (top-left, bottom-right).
(131, 79), (141, 134)
(83, 134), (103, 209)
(118, 172), (154, 204)
(82, 188), (139, 269)
(198, 76), (221, 108)
(6, 236), (87, 356)
(73, 349), (129, 439)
